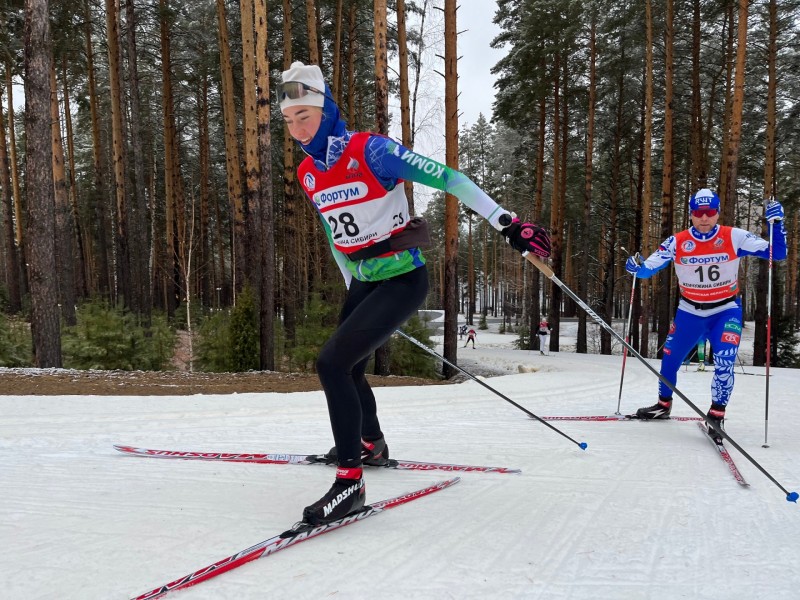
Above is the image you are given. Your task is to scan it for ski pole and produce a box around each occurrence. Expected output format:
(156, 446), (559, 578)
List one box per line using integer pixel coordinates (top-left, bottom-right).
(615, 252), (639, 415)
(763, 201), (777, 448)
(737, 353), (749, 375)
(394, 328), (588, 450)
(524, 252), (798, 503)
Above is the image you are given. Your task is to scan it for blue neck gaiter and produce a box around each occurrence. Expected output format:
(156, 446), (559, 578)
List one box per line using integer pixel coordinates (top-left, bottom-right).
(298, 85), (351, 170)
(690, 224), (719, 241)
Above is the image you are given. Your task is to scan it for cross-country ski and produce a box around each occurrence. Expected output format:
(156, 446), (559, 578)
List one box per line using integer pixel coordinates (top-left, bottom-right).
(113, 444), (521, 474)
(540, 414), (703, 422)
(130, 478), (459, 599)
(696, 422), (750, 487)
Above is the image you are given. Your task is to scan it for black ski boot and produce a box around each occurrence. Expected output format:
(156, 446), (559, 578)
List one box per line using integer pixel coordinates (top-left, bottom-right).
(705, 403), (726, 444)
(302, 467), (365, 526)
(360, 436), (390, 467)
(325, 436), (390, 467)
(635, 396), (672, 419)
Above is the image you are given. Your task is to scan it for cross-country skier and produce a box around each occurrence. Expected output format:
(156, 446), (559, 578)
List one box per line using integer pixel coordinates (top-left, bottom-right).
(696, 337), (708, 371)
(625, 189), (786, 442)
(278, 61), (551, 525)
(464, 327), (477, 348)
(537, 316), (551, 355)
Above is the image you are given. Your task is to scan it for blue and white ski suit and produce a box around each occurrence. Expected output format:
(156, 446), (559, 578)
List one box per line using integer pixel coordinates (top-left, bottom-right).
(634, 222), (787, 406)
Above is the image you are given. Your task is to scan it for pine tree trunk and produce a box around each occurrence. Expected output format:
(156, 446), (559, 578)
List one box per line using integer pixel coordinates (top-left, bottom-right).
(790, 216), (799, 323)
(442, 0), (459, 378)
(638, 0), (655, 359)
(346, 3), (357, 126)
(124, 0), (152, 323)
(83, 1), (110, 294)
(4, 69), (23, 258)
(159, 0), (179, 316)
(722, 0), (747, 224)
(689, 0), (706, 189)
(49, 65), (77, 326)
(281, 0), (297, 345)
(548, 52), (562, 354)
(532, 87), (545, 351)
(656, 0), (675, 356)
(717, 3), (735, 211)
(371, 0), (391, 375)
(241, 0), (260, 291)
(216, 0), (245, 298)
(373, 0), (389, 135)
(754, 0), (776, 367)
(198, 74), (212, 308)
(396, 0), (414, 213)
(105, 0), (129, 306)
(24, 0), (62, 367)
(255, 0), (275, 371)
(559, 53), (569, 325)
(61, 60), (88, 298)
(305, 0), (320, 64)
(602, 56), (624, 356)
(0, 85), (22, 312)
(577, 15), (596, 355)
(332, 0), (343, 105)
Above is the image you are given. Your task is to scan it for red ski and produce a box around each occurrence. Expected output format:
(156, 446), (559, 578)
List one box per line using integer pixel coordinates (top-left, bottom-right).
(131, 477), (459, 599)
(540, 415), (702, 422)
(696, 422), (749, 487)
(114, 444), (520, 474)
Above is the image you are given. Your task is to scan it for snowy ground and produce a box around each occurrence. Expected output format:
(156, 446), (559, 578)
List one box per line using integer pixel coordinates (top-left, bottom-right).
(2, 318), (799, 600)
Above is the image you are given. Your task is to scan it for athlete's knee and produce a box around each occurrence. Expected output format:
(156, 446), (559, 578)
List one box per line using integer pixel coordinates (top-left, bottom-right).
(713, 346), (737, 368)
(317, 343), (348, 380)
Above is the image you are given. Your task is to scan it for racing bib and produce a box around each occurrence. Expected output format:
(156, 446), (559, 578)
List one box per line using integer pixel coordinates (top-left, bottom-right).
(673, 226), (739, 302)
(298, 133), (410, 254)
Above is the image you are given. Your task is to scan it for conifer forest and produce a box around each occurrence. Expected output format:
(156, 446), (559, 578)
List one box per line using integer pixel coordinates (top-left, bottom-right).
(2, 0), (800, 373)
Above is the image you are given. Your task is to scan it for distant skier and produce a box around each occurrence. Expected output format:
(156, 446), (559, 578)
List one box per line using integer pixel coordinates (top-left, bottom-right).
(459, 324), (468, 340)
(625, 189), (786, 443)
(696, 337), (708, 371)
(464, 327), (477, 348)
(537, 317), (551, 356)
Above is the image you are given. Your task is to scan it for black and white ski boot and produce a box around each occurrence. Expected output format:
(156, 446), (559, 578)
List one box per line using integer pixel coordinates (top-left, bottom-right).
(705, 403), (726, 444)
(635, 396), (672, 419)
(302, 467), (365, 526)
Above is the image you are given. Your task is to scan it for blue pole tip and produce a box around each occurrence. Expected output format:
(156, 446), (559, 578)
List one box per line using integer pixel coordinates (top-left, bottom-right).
(787, 492), (799, 503)
(579, 442), (588, 451)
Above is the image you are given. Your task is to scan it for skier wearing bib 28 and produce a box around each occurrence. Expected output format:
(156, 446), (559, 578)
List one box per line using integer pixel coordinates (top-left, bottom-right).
(278, 62), (551, 525)
(625, 189), (787, 442)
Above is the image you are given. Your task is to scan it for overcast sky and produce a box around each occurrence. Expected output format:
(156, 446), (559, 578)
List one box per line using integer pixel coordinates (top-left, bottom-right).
(453, 2), (505, 127)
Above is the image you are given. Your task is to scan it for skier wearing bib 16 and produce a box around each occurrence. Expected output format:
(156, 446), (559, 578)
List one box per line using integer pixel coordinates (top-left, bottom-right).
(278, 61), (551, 525)
(625, 188), (787, 442)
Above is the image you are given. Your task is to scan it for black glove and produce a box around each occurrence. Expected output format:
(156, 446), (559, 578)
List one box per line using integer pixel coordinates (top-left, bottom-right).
(499, 215), (551, 258)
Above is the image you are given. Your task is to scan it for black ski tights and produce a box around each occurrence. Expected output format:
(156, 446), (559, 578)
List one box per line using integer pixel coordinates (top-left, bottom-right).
(316, 266), (429, 468)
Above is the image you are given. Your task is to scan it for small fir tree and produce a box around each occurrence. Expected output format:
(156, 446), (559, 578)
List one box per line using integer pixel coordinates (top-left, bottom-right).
(61, 301), (174, 370)
(389, 315), (439, 379)
(0, 314), (33, 367)
(229, 286), (259, 372)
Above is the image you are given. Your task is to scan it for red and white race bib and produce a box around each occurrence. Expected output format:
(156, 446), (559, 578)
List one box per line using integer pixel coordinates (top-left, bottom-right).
(298, 133), (410, 254)
(673, 226), (739, 302)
